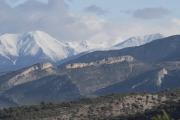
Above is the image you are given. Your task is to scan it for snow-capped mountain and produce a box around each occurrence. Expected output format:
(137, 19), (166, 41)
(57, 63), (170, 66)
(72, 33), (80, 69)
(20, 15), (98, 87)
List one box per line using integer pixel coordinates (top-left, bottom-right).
(68, 39), (112, 53)
(112, 33), (164, 50)
(0, 32), (165, 73)
(0, 31), (75, 72)
(67, 40), (90, 53)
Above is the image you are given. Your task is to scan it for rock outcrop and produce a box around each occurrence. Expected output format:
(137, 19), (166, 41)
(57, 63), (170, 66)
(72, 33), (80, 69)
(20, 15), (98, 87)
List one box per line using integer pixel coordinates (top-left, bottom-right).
(0, 63), (56, 91)
(66, 55), (134, 69)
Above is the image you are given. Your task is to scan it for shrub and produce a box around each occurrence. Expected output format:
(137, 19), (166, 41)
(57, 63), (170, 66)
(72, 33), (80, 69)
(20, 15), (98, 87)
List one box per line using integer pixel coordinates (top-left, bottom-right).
(152, 110), (173, 120)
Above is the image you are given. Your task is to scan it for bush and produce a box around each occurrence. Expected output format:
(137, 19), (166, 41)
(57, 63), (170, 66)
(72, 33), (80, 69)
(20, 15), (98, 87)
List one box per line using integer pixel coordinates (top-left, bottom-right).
(152, 110), (173, 120)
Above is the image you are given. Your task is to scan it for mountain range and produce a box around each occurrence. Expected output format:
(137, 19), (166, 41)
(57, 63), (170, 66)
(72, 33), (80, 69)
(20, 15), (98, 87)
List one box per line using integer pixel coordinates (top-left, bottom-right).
(0, 31), (164, 73)
(0, 33), (180, 107)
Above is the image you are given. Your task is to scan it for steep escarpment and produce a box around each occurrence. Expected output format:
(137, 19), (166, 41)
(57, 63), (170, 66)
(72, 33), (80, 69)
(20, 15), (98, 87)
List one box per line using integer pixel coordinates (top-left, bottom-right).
(60, 56), (151, 95)
(65, 55), (134, 69)
(0, 62), (56, 91)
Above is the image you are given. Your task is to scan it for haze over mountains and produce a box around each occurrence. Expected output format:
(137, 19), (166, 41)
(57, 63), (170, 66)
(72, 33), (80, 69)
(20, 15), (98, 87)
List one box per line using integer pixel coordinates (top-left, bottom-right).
(0, 33), (180, 107)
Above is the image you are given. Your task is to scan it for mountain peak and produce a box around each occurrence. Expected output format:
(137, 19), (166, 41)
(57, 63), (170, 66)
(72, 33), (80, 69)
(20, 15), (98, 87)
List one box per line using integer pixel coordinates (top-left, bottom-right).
(0, 31), (76, 72)
(113, 33), (164, 50)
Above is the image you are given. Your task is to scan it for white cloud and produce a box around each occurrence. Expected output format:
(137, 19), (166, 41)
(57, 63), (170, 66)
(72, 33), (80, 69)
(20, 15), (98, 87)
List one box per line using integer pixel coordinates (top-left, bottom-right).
(0, 0), (122, 49)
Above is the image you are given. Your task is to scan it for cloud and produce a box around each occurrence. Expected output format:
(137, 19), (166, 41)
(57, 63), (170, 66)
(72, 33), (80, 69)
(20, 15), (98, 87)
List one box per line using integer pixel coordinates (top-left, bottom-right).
(0, 0), (120, 49)
(84, 5), (108, 15)
(0, 0), (180, 49)
(0, 0), (70, 38)
(132, 7), (171, 20)
(0, 0), (80, 39)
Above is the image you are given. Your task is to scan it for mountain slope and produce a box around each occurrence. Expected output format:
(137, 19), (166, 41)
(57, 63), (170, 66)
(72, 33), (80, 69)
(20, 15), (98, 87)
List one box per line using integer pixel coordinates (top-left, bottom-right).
(61, 56), (152, 95)
(113, 33), (164, 50)
(0, 62), (56, 91)
(95, 66), (180, 95)
(61, 35), (180, 64)
(1, 34), (180, 108)
(1, 75), (81, 105)
(0, 31), (75, 72)
(0, 62), (81, 106)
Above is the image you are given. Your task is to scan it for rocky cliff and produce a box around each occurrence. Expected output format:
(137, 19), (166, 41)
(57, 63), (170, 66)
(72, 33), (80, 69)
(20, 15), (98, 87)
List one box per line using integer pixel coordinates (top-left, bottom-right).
(66, 55), (134, 69)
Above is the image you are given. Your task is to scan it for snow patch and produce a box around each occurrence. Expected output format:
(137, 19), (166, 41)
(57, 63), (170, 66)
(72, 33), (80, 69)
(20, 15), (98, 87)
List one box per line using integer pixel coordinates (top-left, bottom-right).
(156, 68), (168, 87)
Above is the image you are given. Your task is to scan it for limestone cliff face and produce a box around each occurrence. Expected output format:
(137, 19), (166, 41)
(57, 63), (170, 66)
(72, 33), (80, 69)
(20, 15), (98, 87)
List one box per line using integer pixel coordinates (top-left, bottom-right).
(66, 55), (134, 69)
(0, 63), (56, 91)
